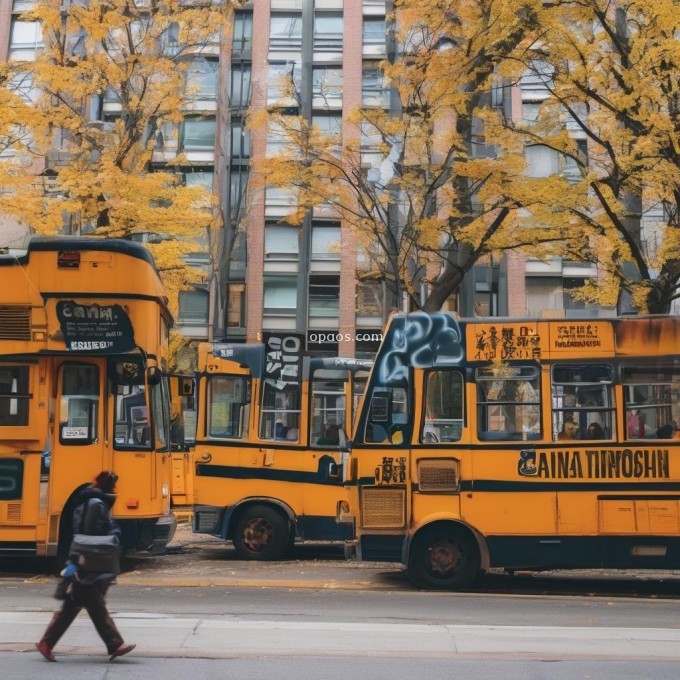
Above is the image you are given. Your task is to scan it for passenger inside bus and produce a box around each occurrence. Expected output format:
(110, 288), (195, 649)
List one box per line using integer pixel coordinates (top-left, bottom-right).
(275, 420), (288, 439)
(586, 422), (605, 439)
(316, 423), (340, 446)
(557, 419), (579, 440)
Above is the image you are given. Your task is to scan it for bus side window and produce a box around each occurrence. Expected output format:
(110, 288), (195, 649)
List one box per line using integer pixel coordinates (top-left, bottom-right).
(623, 364), (680, 440)
(422, 370), (464, 443)
(476, 365), (541, 441)
(364, 386), (408, 444)
(260, 379), (301, 442)
(208, 376), (249, 439)
(310, 369), (346, 447)
(59, 364), (99, 445)
(551, 364), (614, 441)
(0, 366), (30, 426)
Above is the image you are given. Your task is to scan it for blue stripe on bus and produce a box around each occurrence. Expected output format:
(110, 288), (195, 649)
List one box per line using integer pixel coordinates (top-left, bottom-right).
(196, 464), (344, 486)
(354, 477), (680, 492)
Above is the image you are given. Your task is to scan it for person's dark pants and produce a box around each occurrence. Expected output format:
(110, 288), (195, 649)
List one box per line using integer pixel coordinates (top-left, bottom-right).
(41, 581), (124, 654)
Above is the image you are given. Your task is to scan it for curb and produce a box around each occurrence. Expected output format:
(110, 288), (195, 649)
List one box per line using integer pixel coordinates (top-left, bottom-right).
(115, 576), (394, 590)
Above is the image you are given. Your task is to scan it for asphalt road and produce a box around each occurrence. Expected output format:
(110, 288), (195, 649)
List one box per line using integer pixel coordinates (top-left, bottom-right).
(3, 520), (680, 599)
(3, 521), (680, 680)
(2, 582), (680, 679)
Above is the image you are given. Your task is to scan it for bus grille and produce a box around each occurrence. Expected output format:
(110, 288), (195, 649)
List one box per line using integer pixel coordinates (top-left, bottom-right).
(418, 458), (459, 492)
(5, 503), (21, 523)
(0, 306), (31, 340)
(361, 486), (406, 529)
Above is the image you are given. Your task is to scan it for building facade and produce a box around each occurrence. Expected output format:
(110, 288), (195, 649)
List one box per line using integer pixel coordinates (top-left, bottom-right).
(3, 0), (637, 362)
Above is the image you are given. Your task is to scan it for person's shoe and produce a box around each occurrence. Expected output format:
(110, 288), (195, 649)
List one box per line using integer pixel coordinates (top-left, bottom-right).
(109, 643), (136, 661)
(36, 640), (56, 662)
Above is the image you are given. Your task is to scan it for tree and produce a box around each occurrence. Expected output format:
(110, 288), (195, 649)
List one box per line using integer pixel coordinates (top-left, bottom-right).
(0, 61), (43, 233)
(253, 0), (545, 315)
(511, 0), (680, 313)
(3, 0), (239, 313)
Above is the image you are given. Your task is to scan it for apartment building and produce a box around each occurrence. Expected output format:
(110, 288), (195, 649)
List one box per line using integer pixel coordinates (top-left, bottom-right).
(1, 0), (626, 361)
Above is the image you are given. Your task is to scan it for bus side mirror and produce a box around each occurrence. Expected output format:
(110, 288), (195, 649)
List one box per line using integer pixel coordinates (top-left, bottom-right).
(147, 366), (162, 386)
(179, 377), (195, 410)
(180, 377), (194, 396)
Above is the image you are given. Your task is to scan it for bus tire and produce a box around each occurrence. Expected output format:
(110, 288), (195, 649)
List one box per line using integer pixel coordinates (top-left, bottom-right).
(232, 505), (290, 561)
(408, 524), (480, 590)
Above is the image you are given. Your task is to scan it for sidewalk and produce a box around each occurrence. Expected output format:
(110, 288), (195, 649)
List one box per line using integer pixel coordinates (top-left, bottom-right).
(3, 610), (680, 661)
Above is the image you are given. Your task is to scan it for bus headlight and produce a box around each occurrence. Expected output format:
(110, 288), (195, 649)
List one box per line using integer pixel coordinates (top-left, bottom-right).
(162, 483), (169, 498)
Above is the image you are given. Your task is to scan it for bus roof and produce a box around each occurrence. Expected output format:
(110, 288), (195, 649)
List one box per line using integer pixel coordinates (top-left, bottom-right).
(0, 236), (159, 272)
(376, 312), (680, 374)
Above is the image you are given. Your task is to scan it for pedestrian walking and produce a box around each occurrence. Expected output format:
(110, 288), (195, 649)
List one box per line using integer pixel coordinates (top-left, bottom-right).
(36, 471), (136, 662)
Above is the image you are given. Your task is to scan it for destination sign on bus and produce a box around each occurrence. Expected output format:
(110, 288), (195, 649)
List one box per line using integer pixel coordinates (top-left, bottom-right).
(56, 301), (136, 354)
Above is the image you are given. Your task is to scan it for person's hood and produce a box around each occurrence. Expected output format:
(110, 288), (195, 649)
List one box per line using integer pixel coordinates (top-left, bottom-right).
(76, 485), (116, 509)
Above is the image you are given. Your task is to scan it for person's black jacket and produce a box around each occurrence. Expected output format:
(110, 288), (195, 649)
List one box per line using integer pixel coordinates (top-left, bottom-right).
(71, 487), (121, 583)
(72, 487), (120, 538)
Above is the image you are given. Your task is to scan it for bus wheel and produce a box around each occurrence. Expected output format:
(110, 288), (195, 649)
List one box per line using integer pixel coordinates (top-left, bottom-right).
(408, 525), (480, 590)
(232, 506), (290, 561)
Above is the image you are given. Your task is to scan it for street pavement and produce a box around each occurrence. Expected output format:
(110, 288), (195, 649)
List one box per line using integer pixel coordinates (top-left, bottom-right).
(2, 517), (680, 668)
(118, 518), (680, 591)
(3, 607), (680, 662)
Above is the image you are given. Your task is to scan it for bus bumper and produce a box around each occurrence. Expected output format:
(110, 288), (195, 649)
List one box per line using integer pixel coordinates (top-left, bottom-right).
(149, 513), (177, 554)
(193, 505), (222, 536)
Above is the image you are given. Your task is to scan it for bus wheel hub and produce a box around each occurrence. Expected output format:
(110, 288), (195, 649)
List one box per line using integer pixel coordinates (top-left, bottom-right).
(242, 517), (273, 552)
(427, 538), (461, 575)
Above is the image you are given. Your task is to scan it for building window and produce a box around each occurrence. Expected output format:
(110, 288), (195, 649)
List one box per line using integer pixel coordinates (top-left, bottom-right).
(178, 289), (209, 324)
(311, 223), (341, 260)
(182, 117), (216, 151)
(270, 13), (303, 50)
(230, 64), (252, 109)
(265, 224), (299, 260)
(312, 66), (343, 104)
(314, 11), (343, 51)
(309, 275), (340, 318)
(525, 277), (561, 316)
(355, 329), (382, 358)
(357, 280), (384, 317)
(227, 284), (246, 328)
(231, 120), (250, 159)
(363, 17), (386, 46)
(520, 60), (554, 101)
(162, 22), (181, 57)
(229, 167), (249, 221)
(183, 170), (214, 192)
(312, 113), (342, 137)
(525, 144), (560, 177)
(7, 71), (40, 103)
(232, 10), (253, 55)
(263, 276), (298, 315)
(185, 58), (218, 100)
(12, 0), (37, 10)
(362, 65), (389, 107)
(9, 19), (43, 61)
(268, 62), (302, 106)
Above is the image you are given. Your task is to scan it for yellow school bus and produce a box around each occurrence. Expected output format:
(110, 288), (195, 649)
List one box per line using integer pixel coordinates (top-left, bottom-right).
(192, 335), (372, 559)
(340, 312), (680, 589)
(0, 237), (176, 561)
